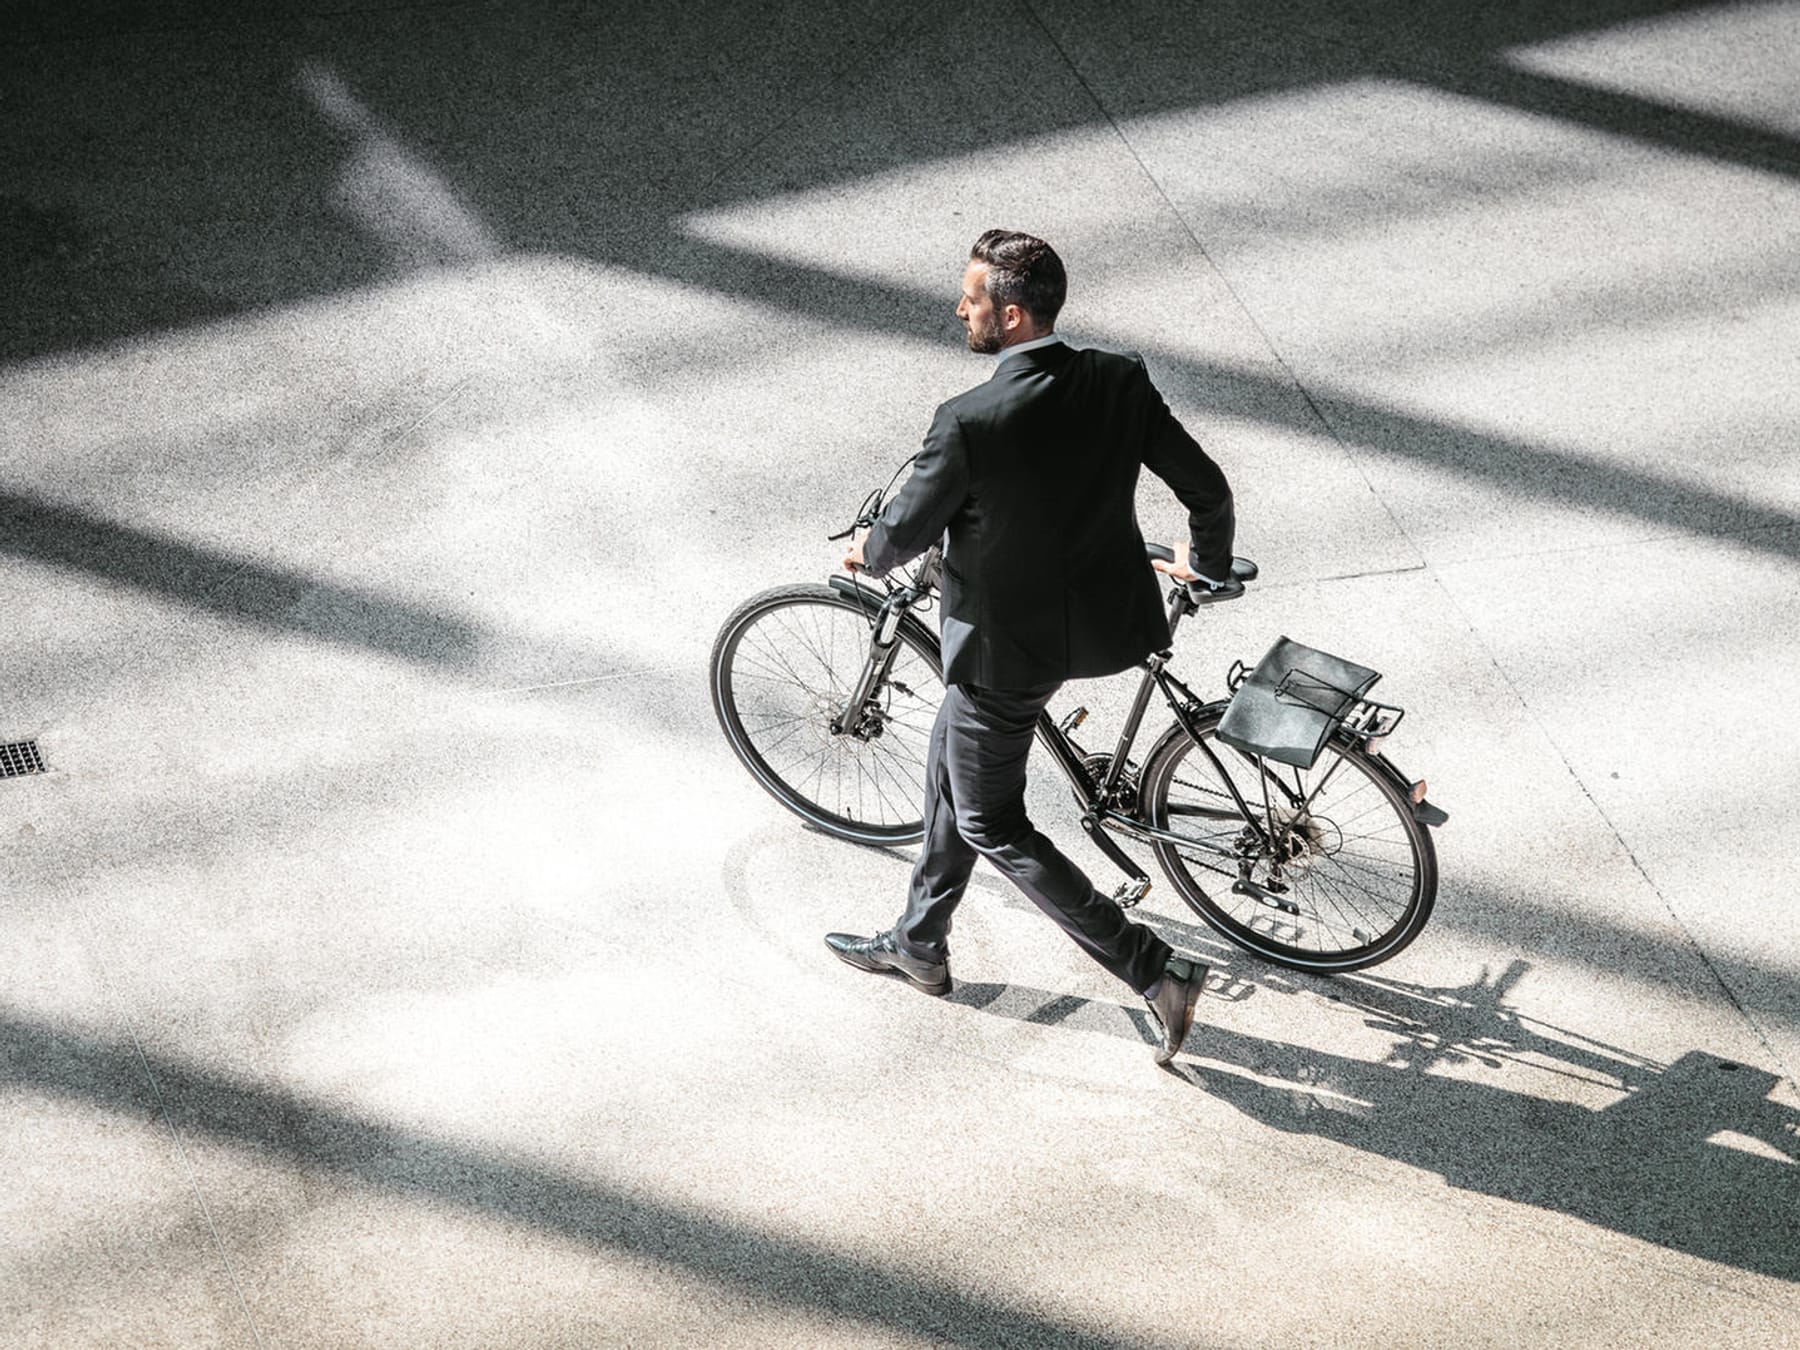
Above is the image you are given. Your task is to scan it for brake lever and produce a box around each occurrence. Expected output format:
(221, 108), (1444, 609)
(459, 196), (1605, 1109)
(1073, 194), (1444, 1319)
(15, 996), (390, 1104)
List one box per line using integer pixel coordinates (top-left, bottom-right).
(827, 514), (879, 543)
(827, 488), (885, 542)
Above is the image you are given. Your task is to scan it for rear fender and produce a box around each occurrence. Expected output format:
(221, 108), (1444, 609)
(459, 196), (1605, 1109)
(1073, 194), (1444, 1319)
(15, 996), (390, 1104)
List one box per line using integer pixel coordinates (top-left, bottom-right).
(1148, 710), (1446, 828)
(1370, 748), (1449, 828)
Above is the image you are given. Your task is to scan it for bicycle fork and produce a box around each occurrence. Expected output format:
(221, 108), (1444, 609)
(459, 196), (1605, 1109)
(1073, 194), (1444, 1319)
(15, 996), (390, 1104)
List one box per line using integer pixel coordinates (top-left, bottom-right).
(830, 602), (907, 737)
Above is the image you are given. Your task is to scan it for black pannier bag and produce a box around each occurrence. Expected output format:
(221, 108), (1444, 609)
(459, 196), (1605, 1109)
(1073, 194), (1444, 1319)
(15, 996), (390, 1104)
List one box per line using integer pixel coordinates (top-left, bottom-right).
(1215, 636), (1381, 770)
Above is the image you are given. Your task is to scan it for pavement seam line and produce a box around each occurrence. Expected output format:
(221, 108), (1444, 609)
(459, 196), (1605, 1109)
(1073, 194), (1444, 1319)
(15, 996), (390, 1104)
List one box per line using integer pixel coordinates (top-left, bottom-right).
(1424, 515), (1800, 572)
(1282, 563), (1430, 586)
(74, 898), (270, 1350)
(1420, 570), (1799, 1095)
(1012, 0), (1431, 579)
(479, 663), (688, 695)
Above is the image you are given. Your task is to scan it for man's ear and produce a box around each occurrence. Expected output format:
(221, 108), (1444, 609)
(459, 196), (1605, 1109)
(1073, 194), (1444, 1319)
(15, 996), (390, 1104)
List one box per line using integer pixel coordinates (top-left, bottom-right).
(1002, 303), (1025, 333)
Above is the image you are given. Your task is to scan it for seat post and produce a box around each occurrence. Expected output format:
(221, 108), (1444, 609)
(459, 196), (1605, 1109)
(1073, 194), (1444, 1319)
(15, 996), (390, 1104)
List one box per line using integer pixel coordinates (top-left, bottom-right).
(1164, 584), (1196, 639)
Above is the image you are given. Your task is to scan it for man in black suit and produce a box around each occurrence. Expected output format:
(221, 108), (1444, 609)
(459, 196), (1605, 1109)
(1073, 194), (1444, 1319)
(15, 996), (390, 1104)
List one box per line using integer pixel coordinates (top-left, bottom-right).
(828, 229), (1235, 1065)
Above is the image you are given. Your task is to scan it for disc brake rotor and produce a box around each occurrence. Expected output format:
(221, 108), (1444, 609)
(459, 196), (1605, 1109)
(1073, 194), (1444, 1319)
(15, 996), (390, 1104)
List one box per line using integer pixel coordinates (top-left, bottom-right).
(1268, 807), (1342, 874)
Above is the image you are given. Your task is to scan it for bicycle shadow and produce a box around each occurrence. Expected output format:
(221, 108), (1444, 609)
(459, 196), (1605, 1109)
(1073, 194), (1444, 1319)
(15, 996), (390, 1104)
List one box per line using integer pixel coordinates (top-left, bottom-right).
(946, 961), (1800, 1283)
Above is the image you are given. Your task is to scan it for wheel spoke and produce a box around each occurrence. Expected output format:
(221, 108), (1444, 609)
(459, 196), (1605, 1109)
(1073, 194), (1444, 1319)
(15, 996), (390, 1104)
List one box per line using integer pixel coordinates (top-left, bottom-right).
(717, 589), (944, 838)
(1147, 713), (1432, 969)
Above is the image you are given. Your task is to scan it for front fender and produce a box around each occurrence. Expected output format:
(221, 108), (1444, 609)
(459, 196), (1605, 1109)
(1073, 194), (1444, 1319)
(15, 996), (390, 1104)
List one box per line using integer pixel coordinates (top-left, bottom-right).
(826, 575), (945, 674)
(827, 573), (888, 615)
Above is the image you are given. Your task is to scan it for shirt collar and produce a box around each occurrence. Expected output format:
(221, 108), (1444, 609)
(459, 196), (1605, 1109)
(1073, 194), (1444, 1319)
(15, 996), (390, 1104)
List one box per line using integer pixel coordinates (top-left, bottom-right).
(993, 332), (1065, 366)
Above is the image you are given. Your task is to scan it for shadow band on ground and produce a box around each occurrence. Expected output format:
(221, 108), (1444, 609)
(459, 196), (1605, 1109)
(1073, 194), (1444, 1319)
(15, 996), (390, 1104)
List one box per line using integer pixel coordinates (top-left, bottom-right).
(622, 235), (1800, 565)
(0, 1012), (1148, 1349)
(0, 490), (480, 669)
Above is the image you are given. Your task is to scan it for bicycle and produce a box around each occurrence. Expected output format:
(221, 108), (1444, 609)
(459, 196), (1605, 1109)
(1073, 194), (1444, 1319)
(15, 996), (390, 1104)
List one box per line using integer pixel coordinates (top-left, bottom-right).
(710, 476), (1448, 973)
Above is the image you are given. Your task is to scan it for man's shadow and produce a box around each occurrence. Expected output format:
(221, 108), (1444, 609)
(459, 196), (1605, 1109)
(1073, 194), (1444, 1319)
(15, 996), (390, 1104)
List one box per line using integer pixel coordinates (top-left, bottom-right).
(948, 958), (1800, 1283)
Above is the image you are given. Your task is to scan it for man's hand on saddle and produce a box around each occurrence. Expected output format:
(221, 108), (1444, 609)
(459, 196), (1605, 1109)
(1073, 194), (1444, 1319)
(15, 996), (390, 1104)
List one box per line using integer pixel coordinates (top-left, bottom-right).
(1150, 539), (1203, 583)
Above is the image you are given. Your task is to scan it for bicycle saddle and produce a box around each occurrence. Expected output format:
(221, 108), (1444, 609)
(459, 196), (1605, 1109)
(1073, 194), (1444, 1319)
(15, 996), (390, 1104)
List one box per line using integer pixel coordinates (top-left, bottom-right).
(1144, 544), (1258, 601)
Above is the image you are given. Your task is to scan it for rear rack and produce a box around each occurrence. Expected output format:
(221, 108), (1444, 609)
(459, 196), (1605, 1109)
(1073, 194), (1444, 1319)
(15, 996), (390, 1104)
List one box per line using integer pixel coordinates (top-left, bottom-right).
(1226, 655), (1404, 742)
(1276, 667), (1406, 745)
(1219, 638), (1406, 769)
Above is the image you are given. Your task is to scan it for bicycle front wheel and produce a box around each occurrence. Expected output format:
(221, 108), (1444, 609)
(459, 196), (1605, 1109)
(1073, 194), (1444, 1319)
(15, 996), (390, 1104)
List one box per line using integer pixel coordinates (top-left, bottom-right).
(1141, 706), (1436, 972)
(710, 583), (944, 845)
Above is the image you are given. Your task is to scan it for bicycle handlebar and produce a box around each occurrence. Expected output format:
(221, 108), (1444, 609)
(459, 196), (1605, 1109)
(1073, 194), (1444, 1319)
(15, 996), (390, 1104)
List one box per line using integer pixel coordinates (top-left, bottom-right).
(834, 480), (1255, 605)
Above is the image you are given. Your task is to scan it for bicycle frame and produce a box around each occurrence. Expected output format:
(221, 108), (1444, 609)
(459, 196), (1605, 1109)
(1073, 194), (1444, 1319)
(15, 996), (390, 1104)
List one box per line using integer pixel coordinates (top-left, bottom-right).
(1034, 583), (1275, 892)
(831, 551), (1272, 897)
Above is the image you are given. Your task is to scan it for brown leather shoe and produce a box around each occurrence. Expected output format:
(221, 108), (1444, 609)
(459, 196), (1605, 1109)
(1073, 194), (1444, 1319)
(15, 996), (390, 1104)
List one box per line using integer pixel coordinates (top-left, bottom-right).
(1146, 957), (1207, 1065)
(825, 930), (952, 996)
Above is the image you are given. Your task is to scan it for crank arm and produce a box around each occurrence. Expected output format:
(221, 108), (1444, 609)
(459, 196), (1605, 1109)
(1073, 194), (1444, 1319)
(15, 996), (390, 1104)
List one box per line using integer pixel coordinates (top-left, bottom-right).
(1080, 813), (1149, 883)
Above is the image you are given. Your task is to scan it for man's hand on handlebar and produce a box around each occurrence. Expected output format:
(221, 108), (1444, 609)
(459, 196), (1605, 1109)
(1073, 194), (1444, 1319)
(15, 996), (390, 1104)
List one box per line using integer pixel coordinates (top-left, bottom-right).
(841, 530), (868, 573)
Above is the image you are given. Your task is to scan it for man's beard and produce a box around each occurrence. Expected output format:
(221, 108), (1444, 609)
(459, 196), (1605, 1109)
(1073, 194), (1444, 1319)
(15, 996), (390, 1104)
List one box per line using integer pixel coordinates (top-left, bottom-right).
(965, 310), (1005, 354)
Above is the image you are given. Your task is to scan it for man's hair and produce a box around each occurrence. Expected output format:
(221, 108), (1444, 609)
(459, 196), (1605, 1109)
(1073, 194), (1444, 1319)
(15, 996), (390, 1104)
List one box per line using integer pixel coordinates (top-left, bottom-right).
(970, 229), (1066, 329)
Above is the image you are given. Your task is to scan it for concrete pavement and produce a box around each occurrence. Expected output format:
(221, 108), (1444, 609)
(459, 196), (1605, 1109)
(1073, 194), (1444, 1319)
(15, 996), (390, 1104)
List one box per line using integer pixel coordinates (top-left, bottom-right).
(3, 1), (1797, 1344)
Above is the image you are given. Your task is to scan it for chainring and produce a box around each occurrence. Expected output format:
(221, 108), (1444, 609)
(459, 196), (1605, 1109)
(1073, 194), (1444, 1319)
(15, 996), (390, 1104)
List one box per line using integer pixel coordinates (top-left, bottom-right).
(1076, 753), (1140, 813)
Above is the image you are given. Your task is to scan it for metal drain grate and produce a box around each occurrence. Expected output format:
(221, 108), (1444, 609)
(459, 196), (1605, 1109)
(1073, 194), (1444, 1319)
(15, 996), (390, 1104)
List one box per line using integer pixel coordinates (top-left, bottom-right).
(0, 740), (46, 778)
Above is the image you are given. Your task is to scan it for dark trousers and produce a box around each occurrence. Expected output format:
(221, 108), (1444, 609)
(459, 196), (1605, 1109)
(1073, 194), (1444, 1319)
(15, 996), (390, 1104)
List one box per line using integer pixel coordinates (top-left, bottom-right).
(894, 681), (1172, 994)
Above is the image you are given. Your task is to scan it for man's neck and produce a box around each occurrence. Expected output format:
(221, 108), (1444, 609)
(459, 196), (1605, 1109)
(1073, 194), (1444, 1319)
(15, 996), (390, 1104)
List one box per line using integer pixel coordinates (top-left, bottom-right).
(994, 331), (1062, 362)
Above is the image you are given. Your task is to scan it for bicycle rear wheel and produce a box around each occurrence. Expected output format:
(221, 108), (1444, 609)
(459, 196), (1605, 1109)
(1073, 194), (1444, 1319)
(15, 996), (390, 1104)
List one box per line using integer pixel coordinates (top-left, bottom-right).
(710, 583), (944, 845)
(1141, 706), (1435, 972)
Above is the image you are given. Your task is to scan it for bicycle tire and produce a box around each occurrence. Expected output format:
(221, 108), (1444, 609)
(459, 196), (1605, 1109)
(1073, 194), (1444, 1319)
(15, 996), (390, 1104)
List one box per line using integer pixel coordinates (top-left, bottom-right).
(1140, 705), (1436, 972)
(710, 582), (944, 845)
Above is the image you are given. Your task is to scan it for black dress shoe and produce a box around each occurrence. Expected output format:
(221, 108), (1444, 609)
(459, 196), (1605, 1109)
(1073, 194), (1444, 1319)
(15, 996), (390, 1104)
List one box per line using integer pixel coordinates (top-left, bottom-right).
(825, 930), (952, 996)
(1146, 957), (1207, 1065)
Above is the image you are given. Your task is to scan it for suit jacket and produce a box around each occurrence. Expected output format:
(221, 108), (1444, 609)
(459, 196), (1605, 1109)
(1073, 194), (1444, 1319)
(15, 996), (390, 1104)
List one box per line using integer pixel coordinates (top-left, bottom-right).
(863, 341), (1234, 689)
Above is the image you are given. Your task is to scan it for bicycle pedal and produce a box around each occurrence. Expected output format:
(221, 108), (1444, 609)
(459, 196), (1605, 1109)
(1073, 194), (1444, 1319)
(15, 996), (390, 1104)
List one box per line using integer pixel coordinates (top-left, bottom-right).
(1111, 878), (1152, 909)
(1059, 705), (1089, 736)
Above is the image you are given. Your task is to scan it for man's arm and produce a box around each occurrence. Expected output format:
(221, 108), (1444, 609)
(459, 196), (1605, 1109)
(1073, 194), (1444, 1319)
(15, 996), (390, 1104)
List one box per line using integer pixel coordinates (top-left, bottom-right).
(856, 404), (970, 577)
(1134, 357), (1234, 584)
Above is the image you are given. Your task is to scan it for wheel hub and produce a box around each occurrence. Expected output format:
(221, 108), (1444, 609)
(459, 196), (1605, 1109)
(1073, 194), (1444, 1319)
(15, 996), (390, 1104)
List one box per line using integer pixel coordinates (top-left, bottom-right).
(1238, 809), (1342, 883)
(820, 691), (888, 742)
